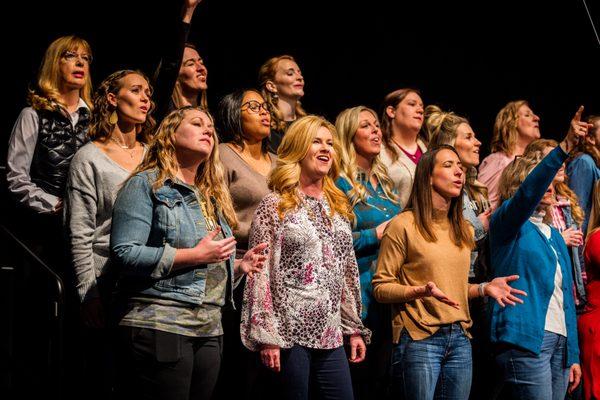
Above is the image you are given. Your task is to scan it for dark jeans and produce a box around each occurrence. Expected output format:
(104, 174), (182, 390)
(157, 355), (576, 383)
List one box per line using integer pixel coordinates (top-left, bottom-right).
(495, 331), (570, 400)
(279, 345), (354, 400)
(117, 327), (222, 400)
(392, 324), (473, 400)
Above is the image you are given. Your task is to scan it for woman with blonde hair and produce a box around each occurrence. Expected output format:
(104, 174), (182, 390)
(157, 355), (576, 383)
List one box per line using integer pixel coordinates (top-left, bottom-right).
(373, 144), (524, 400)
(110, 106), (267, 400)
(567, 115), (600, 235)
(490, 108), (590, 399)
(335, 106), (401, 399)
(241, 115), (370, 399)
(379, 88), (428, 208)
(258, 55), (306, 152)
(64, 69), (155, 398)
(479, 100), (541, 209)
(578, 181), (600, 400)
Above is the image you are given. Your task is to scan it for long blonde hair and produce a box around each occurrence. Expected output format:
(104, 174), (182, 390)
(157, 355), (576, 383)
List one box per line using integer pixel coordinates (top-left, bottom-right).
(490, 100), (529, 155)
(426, 105), (490, 212)
(519, 139), (584, 226)
(134, 106), (237, 228)
(258, 55), (307, 132)
(268, 115), (353, 222)
(335, 106), (399, 207)
(89, 70), (156, 144)
(28, 35), (93, 112)
(405, 145), (474, 249)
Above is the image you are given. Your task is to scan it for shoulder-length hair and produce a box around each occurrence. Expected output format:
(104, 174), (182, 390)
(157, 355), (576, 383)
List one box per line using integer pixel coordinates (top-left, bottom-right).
(28, 35), (93, 112)
(490, 99), (528, 155)
(88, 70), (156, 144)
(404, 145), (474, 249)
(217, 88), (268, 154)
(426, 105), (489, 212)
(335, 106), (399, 208)
(133, 106), (237, 228)
(258, 55), (307, 132)
(380, 88), (428, 162)
(171, 43), (208, 110)
(268, 115), (353, 222)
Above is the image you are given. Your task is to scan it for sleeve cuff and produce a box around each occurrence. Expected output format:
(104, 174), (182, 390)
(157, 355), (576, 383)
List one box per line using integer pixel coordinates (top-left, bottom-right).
(78, 281), (100, 303)
(152, 243), (176, 279)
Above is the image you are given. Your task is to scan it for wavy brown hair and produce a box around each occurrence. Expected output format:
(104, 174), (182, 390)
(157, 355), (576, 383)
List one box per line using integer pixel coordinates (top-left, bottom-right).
(404, 145), (474, 249)
(490, 100), (528, 155)
(268, 115), (353, 222)
(571, 115), (600, 167)
(258, 55), (307, 132)
(88, 70), (156, 144)
(133, 106), (237, 228)
(28, 35), (93, 112)
(380, 88), (428, 162)
(426, 105), (490, 212)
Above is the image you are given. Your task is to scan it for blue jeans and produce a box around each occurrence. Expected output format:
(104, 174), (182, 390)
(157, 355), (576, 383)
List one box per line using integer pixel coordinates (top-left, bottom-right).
(279, 345), (354, 400)
(391, 324), (472, 400)
(495, 331), (570, 400)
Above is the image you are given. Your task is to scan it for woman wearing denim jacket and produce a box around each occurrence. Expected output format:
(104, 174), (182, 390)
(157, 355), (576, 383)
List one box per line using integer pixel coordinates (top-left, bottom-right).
(335, 106), (402, 399)
(110, 107), (267, 400)
(490, 108), (592, 399)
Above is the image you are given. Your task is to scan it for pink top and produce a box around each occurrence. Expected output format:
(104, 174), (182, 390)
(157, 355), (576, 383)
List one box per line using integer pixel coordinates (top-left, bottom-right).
(398, 144), (423, 165)
(478, 152), (515, 210)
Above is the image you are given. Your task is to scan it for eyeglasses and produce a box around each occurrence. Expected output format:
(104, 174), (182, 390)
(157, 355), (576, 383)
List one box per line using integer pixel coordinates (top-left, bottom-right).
(241, 100), (269, 114)
(62, 50), (93, 65)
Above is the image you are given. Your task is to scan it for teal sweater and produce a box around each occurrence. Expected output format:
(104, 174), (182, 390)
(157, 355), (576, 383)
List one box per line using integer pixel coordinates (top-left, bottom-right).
(489, 146), (579, 366)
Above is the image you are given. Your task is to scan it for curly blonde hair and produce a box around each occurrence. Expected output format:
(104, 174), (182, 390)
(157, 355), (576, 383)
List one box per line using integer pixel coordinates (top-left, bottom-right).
(258, 55), (307, 132)
(426, 105), (490, 212)
(490, 100), (529, 155)
(88, 70), (156, 143)
(133, 106), (237, 228)
(28, 35), (93, 112)
(335, 106), (399, 208)
(268, 115), (353, 222)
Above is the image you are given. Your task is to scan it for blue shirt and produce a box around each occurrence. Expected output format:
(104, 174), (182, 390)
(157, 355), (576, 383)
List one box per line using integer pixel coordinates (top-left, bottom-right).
(567, 153), (600, 235)
(489, 146), (579, 366)
(336, 175), (402, 320)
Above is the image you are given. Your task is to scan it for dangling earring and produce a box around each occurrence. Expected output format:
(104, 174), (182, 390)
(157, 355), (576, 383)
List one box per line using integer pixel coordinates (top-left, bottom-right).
(271, 92), (279, 101)
(109, 110), (118, 124)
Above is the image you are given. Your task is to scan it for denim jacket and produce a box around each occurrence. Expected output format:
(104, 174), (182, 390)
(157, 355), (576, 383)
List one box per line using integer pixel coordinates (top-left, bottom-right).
(110, 169), (237, 306)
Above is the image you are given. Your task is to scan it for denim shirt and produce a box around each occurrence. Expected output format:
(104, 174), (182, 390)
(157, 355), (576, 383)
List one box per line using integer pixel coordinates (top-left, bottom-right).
(110, 169), (236, 307)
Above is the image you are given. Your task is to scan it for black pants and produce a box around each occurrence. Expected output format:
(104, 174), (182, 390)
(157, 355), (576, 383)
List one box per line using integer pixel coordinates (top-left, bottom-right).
(117, 327), (223, 400)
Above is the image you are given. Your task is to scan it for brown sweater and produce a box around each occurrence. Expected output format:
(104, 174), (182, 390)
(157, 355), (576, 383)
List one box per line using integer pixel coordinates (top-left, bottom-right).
(372, 209), (474, 342)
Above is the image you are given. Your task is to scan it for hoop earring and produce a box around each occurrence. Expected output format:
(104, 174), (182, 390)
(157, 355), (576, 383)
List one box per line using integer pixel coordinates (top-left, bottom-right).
(109, 111), (118, 124)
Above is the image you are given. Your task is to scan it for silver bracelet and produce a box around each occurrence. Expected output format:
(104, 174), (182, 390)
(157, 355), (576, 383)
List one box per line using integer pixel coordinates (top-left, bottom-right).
(478, 282), (487, 298)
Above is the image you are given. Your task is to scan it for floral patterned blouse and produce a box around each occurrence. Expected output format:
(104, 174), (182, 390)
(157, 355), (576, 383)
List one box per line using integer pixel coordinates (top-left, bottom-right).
(241, 192), (371, 351)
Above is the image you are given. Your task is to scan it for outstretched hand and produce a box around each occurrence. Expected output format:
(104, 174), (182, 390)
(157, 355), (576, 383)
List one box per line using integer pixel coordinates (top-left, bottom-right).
(423, 282), (460, 309)
(239, 243), (268, 278)
(485, 275), (527, 307)
(562, 106), (593, 153)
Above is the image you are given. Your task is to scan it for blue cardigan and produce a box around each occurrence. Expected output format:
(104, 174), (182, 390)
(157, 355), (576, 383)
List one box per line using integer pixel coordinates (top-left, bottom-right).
(336, 176), (402, 320)
(489, 146), (579, 366)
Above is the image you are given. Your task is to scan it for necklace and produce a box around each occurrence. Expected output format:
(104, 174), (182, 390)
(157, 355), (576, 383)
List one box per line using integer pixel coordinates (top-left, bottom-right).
(194, 188), (218, 231)
(110, 137), (137, 159)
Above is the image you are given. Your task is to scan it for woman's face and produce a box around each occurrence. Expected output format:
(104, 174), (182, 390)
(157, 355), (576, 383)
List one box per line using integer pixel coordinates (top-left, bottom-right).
(386, 91), (424, 133)
(174, 109), (215, 161)
(516, 104), (541, 143)
(178, 47), (208, 92)
(299, 126), (334, 182)
(430, 149), (464, 200)
(270, 59), (304, 100)
(111, 73), (151, 125)
(353, 111), (382, 162)
(589, 120), (600, 147)
(59, 46), (90, 90)
(453, 123), (481, 168)
(240, 91), (271, 142)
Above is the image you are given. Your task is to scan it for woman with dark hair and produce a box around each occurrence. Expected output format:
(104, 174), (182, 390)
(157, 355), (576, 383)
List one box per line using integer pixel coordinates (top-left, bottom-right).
(64, 69), (154, 398)
(111, 106), (267, 400)
(567, 115), (600, 236)
(490, 108), (590, 399)
(373, 145), (524, 400)
(258, 55), (306, 152)
(379, 88), (427, 208)
(217, 89), (276, 396)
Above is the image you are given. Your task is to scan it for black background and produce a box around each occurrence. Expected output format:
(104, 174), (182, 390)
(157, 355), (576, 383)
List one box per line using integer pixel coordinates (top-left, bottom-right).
(3, 0), (599, 159)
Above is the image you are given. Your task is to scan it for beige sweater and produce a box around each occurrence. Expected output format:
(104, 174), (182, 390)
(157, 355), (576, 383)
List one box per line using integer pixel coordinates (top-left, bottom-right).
(379, 139), (427, 208)
(373, 210), (473, 342)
